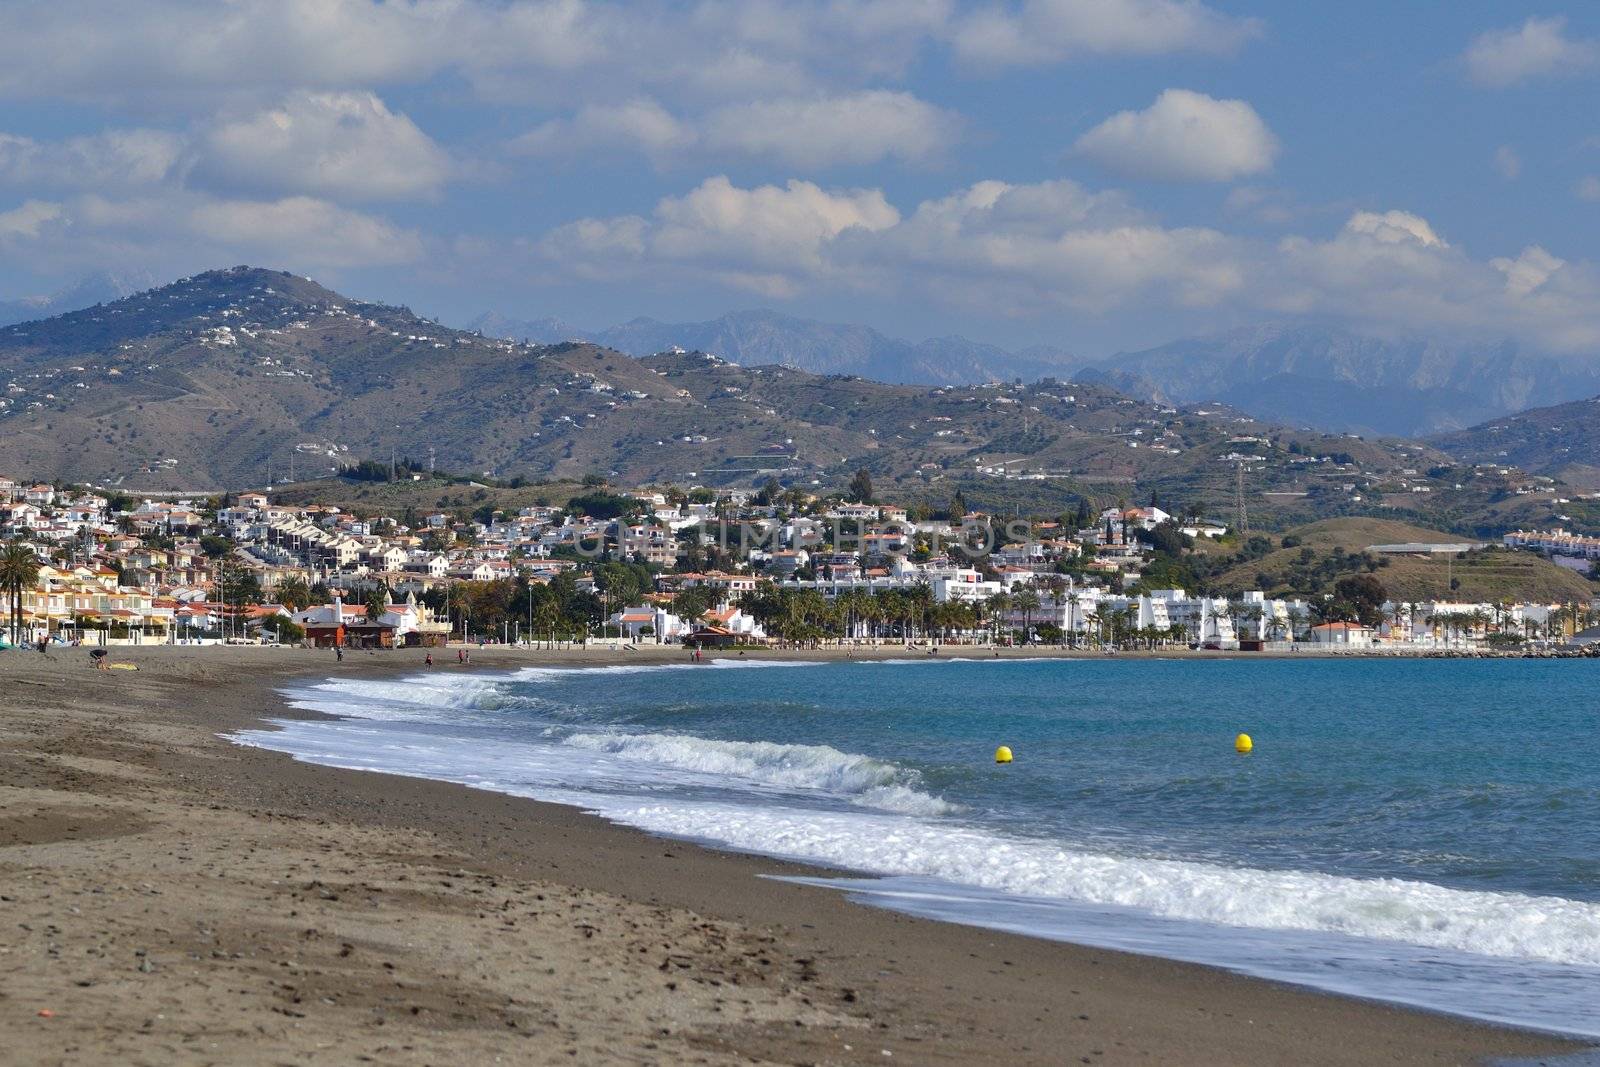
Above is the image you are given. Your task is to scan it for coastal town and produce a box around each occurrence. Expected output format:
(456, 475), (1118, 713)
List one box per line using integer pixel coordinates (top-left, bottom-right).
(2, 472), (1595, 655)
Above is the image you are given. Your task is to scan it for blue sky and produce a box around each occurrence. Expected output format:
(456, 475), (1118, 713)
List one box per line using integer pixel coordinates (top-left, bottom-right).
(2, 1), (1599, 357)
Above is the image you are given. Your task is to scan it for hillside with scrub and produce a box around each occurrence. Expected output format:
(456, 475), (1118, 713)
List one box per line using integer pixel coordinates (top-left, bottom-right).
(1194, 518), (1596, 604)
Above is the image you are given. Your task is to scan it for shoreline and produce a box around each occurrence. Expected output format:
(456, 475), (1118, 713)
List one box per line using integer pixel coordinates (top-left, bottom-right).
(2, 644), (1590, 1065)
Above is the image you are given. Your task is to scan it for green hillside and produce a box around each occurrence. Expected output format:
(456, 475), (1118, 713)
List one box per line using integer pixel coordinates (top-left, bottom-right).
(1200, 518), (1596, 603)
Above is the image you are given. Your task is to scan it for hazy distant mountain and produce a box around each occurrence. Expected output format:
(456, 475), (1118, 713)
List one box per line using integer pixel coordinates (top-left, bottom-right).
(467, 307), (1079, 386)
(1077, 324), (1600, 438)
(0, 270), (158, 327)
(464, 310), (585, 346)
(470, 311), (1600, 436)
(1430, 394), (1600, 489)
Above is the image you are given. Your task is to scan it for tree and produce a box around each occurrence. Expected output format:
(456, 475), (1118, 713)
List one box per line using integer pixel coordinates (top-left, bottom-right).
(848, 469), (874, 504)
(199, 534), (232, 559)
(566, 490), (641, 520)
(262, 615), (305, 643)
(221, 569), (264, 608)
(1012, 589), (1041, 643)
(364, 584), (390, 622)
(1142, 519), (1190, 557)
(0, 541), (42, 646)
(275, 576), (313, 611)
(671, 585), (716, 626)
(1333, 574), (1387, 627)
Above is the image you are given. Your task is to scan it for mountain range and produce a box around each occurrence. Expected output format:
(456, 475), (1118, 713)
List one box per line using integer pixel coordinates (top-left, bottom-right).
(0, 270), (157, 329)
(1429, 393), (1600, 490)
(13, 274), (1597, 441)
(465, 308), (1078, 387)
(0, 266), (1443, 524)
(1083, 324), (1600, 439)
(468, 311), (1600, 440)
(0, 266), (1592, 526)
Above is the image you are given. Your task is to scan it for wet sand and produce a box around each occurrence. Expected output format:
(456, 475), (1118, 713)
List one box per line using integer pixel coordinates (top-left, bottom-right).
(0, 643), (1587, 1065)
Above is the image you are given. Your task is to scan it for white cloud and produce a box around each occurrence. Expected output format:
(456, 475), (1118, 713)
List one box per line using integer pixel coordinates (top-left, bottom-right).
(189, 92), (451, 201)
(543, 175), (899, 295)
(513, 90), (960, 168)
(1342, 209), (1444, 248)
(0, 199), (64, 240)
(510, 98), (696, 159)
(0, 129), (183, 188)
(540, 174), (1238, 310)
(0, 189), (423, 277)
(532, 180), (1600, 353)
(0, 0), (457, 101)
(703, 91), (960, 165)
(1273, 210), (1600, 352)
(0, 0), (1258, 110)
(188, 196), (424, 267)
(952, 0), (1260, 67)
(1073, 89), (1277, 182)
(1493, 144), (1522, 180)
(1463, 16), (1600, 87)
(840, 178), (1239, 310)
(1492, 245), (1563, 298)
(1576, 176), (1600, 202)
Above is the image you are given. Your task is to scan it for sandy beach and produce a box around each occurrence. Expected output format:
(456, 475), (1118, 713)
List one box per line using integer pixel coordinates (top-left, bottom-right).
(0, 643), (1588, 1065)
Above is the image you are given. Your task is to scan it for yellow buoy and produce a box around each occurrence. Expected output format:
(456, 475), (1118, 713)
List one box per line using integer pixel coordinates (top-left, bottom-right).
(1235, 733), (1253, 754)
(994, 745), (1014, 764)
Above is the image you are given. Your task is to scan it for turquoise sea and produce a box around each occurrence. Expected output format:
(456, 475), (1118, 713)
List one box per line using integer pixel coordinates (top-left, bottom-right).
(235, 657), (1600, 1037)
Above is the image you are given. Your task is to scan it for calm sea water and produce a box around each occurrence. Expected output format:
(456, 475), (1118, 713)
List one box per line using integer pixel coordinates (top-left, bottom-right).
(234, 657), (1600, 1037)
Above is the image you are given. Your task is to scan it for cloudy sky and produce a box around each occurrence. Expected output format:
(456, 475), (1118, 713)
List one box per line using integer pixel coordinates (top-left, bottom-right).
(3, 0), (1600, 356)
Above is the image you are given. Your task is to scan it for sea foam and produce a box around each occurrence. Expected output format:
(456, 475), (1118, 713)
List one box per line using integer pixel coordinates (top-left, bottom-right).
(242, 705), (1600, 970)
(562, 731), (955, 815)
(235, 664), (1600, 1038)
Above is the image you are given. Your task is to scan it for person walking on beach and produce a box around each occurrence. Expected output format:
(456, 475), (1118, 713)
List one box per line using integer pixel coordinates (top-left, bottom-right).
(335, 645), (343, 662)
(457, 648), (465, 665)
(424, 652), (433, 667)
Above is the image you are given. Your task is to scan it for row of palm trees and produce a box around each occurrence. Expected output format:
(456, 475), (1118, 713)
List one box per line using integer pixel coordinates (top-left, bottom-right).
(1411, 603), (1594, 644)
(733, 582), (1320, 648)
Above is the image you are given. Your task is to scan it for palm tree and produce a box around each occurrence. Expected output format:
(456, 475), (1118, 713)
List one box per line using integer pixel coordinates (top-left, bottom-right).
(1287, 607), (1308, 643)
(1064, 589), (1082, 647)
(1470, 608), (1491, 643)
(0, 541), (43, 646)
(364, 583), (391, 624)
(276, 575), (313, 612)
(1205, 605), (1228, 645)
(1232, 604), (1263, 643)
(1012, 589), (1041, 644)
(1119, 606), (1139, 648)
(986, 592), (1011, 644)
(858, 593), (883, 643)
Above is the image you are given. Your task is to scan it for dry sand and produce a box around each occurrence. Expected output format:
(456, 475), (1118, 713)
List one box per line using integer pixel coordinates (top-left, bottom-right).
(0, 643), (1588, 1065)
